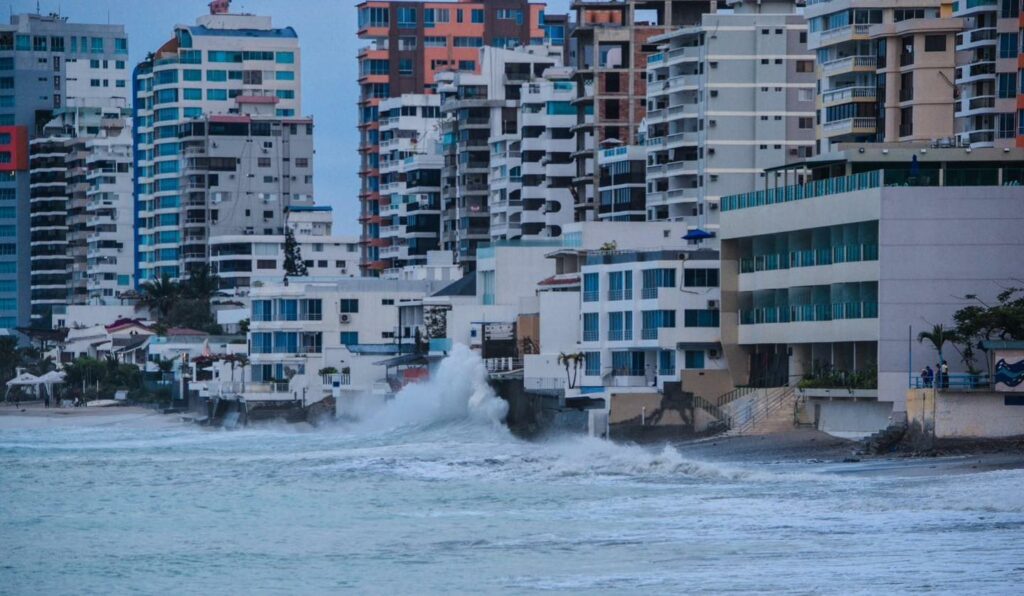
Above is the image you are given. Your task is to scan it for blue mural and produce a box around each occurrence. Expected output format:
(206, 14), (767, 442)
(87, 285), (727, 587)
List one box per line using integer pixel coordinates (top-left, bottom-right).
(994, 357), (1024, 389)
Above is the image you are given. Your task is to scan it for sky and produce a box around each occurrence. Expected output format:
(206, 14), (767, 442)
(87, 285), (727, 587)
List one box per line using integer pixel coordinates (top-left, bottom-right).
(4, 0), (572, 236)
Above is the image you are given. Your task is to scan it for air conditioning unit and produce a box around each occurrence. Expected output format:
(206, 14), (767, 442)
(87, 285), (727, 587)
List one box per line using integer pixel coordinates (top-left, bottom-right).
(709, 203), (719, 210)
(707, 299), (720, 310)
(708, 348), (720, 359)
(340, 313), (353, 324)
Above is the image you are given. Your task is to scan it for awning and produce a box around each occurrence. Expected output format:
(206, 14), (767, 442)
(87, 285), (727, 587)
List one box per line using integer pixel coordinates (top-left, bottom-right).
(683, 229), (714, 240)
(373, 353), (428, 367)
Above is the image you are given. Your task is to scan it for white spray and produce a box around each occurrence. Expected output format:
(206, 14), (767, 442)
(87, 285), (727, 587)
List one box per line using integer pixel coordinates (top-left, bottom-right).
(355, 344), (509, 431)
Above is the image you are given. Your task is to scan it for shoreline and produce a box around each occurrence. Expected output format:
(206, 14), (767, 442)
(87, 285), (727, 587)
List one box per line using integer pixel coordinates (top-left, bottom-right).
(4, 402), (1023, 475)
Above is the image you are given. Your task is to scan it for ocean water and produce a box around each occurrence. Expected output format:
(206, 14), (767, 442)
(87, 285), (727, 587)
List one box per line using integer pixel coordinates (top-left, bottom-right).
(3, 348), (1024, 594)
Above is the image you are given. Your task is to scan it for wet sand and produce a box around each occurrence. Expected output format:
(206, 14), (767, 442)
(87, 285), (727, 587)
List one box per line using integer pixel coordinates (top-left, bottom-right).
(0, 402), (182, 430)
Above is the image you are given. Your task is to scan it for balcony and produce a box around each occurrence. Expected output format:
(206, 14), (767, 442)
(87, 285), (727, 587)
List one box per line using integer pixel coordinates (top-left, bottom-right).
(821, 55), (875, 76)
(583, 290), (599, 302)
(821, 86), (875, 105)
(821, 117), (876, 137)
(583, 329), (599, 342)
(641, 328), (659, 340)
(641, 287), (659, 300)
(607, 289), (633, 301)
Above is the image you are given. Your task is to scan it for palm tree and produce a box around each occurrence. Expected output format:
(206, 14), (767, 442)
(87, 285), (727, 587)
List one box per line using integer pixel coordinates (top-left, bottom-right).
(182, 264), (221, 302)
(918, 324), (954, 362)
(0, 336), (19, 384)
(139, 274), (180, 320)
(557, 352), (586, 389)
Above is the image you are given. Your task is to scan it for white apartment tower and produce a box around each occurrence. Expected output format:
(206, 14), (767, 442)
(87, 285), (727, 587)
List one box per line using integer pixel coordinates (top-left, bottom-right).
(645, 0), (816, 238)
(377, 94), (443, 275)
(134, 2), (302, 282)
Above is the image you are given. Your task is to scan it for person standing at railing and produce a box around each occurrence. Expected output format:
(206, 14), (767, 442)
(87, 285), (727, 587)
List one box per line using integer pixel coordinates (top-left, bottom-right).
(920, 365), (933, 388)
(940, 361), (949, 389)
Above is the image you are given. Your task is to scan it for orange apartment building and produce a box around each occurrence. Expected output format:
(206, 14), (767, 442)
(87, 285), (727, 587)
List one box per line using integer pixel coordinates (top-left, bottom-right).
(356, 0), (547, 275)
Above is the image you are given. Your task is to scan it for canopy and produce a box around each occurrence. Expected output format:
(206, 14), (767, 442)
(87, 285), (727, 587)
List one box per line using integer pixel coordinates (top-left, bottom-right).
(6, 372), (42, 386)
(683, 229), (714, 240)
(38, 370), (65, 384)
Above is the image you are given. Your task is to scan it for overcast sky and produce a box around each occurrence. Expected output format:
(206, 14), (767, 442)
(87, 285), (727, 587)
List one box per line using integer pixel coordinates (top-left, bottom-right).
(4, 0), (572, 235)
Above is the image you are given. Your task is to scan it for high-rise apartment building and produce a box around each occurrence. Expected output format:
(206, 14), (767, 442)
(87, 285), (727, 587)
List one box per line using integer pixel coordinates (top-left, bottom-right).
(29, 104), (133, 325)
(377, 94), (443, 275)
(952, 0), (1021, 147)
(805, 0), (950, 152)
(134, 3), (302, 283)
(518, 67), (579, 239)
(645, 0), (816, 238)
(436, 45), (560, 270)
(570, 0), (721, 223)
(0, 12), (127, 329)
(355, 0), (547, 275)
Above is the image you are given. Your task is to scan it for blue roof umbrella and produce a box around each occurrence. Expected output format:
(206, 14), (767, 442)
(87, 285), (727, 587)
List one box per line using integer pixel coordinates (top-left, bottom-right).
(683, 228), (714, 241)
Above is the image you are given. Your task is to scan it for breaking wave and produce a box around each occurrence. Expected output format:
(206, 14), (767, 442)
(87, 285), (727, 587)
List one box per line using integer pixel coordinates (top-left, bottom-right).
(352, 343), (509, 432)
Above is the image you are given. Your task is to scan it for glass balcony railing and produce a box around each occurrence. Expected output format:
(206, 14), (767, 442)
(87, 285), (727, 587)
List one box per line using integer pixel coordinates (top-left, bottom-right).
(739, 243), (878, 273)
(740, 302), (879, 325)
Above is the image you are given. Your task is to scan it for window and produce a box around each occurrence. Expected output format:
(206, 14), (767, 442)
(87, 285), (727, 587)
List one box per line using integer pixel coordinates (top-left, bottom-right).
(276, 70), (295, 81)
(925, 35), (946, 53)
(51, 36), (64, 52)
(583, 312), (599, 341)
(300, 299), (322, 321)
(15, 35), (29, 51)
(340, 299), (359, 313)
(90, 37), (104, 53)
(114, 37), (127, 54)
(399, 37), (417, 51)
(258, 157), (272, 168)
(398, 7), (417, 28)
(641, 310), (676, 336)
(33, 36), (47, 51)
(795, 60), (813, 73)
(683, 268), (719, 287)
(998, 33), (1018, 59)
(659, 350), (676, 375)
(207, 89), (227, 100)
(684, 350), (705, 370)
(424, 8), (450, 26)
(583, 272), (599, 301)
(276, 51), (294, 64)
(276, 89), (295, 99)
(425, 37), (447, 48)
(997, 73), (1017, 99)
(684, 309), (720, 328)
(399, 59), (413, 75)
(584, 352), (600, 376)
(997, 113), (1016, 139)
(207, 69), (227, 82)
(358, 7), (388, 28)
(183, 69), (202, 81)
(454, 37), (483, 48)
(472, 9), (484, 23)
(180, 50), (201, 64)
(340, 332), (359, 346)
(458, 60), (475, 71)
(641, 268), (675, 297)
(183, 88), (201, 100)
(252, 300), (273, 322)
(798, 117), (814, 129)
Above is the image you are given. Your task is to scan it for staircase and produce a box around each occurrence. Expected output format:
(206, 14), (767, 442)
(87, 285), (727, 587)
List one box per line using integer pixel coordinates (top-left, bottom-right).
(693, 394), (731, 433)
(725, 387), (798, 436)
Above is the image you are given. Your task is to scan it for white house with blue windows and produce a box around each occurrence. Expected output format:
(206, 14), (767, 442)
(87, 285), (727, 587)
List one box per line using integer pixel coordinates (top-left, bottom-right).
(576, 247), (734, 406)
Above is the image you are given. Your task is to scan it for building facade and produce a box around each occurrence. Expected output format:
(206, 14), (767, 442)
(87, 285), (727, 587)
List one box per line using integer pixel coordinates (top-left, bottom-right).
(356, 0), (546, 275)
(952, 0), (1022, 147)
(437, 45), (561, 271)
(377, 93), (443, 275)
(719, 146), (1024, 419)
(570, 0), (720, 222)
(134, 7), (302, 282)
(805, 0), (947, 152)
(0, 12), (127, 329)
(645, 1), (816, 236)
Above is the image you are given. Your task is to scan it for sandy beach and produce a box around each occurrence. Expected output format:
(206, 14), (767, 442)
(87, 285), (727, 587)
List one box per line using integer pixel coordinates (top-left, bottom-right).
(0, 401), (183, 430)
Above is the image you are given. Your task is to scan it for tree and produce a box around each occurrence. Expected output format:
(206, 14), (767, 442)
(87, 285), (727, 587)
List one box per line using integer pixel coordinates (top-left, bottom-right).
(283, 228), (308, 277)
(182, 264), (221, 302)
(557, 352), (586, 389)
(952, 287), (1024, 375)
(0, 336), (19, 384)
(139, 274), (180, 320)
(918, 324), (953, 362)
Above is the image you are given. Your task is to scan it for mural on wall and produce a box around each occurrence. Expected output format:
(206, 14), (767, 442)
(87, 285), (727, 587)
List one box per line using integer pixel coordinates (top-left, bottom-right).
(993, 350), (1024, 393)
